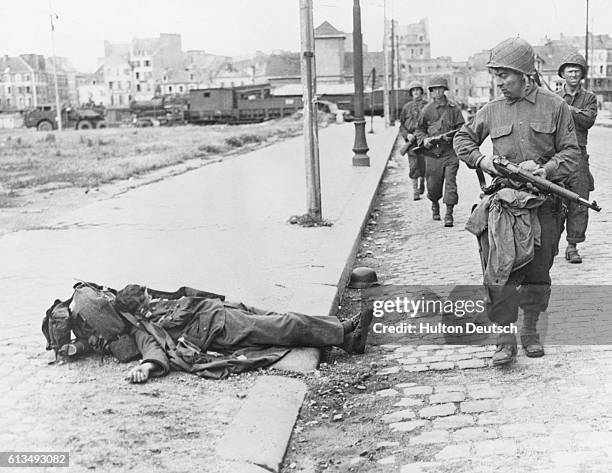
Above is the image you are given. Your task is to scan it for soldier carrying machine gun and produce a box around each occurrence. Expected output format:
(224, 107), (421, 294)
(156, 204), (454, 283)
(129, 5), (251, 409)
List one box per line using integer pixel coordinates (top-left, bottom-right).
(476, 156), (601, 212)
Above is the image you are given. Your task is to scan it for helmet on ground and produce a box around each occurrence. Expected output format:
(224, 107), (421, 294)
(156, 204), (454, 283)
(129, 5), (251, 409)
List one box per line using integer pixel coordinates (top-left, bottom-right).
(427, 76), (449, 91)
(557, 51), (587, 78)
(487, 37), (536, 75)
(348, 267), (380, 289)
(407, 80), (424, 94)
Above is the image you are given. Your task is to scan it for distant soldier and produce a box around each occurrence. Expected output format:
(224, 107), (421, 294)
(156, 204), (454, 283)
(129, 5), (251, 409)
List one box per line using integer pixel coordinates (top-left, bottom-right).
(557, 52), (598, 264)
(454, 37), (580, 365)
(416, 76), (465, 226)
(399, 81), (427, 200)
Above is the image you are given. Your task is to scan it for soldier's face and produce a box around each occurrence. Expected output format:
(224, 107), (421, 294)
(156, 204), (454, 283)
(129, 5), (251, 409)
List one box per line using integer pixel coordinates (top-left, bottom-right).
(563, 66), (583, 87)
(411, 88), (423, 99)
(430, 87), (446, 100)
(491, 69), (524, 99)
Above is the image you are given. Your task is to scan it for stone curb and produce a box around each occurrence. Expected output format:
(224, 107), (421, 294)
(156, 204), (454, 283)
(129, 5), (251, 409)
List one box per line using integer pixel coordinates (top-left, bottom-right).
(216, 375), (307, 473)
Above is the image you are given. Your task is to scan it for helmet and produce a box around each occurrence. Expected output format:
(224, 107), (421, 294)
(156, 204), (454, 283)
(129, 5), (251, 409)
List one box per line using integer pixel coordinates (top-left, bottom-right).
(407, 80), (424, 94)
(557, 51), (587, 78)
(428, 76), (449, 91)
(487, 37), (536, 75)
(348, 267), (380, 289)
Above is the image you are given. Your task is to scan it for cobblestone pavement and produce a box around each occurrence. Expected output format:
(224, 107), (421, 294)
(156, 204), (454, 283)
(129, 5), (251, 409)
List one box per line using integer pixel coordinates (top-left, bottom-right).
(345, 126), (612, 472)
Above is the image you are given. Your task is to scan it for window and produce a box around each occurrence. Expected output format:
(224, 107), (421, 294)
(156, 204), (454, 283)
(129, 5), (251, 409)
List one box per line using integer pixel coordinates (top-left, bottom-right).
(135, 72), (140, 79)
(108, 81), (114, 90)
(7, 86), (11, 94)
(144, 60), (150, 67)
(25, 75), (30, 81)
(600, 65), (604, 74)
(119, 95), (123, 105)
(136, 84), (141, 92)
(203, 92), (210, 98)
(420, 48), (423, 56)
(168, 86), (173, 93)
(190, 74), (194, 81)
(179, 85), (184, 92)
(419, 35), (423, 41)
(26, 86), (30, 93)
(163, 75), (167, 82)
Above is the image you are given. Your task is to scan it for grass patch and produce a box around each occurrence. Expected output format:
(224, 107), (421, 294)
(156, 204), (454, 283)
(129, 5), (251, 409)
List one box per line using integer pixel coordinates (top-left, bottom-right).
(0, 118), (303, 193)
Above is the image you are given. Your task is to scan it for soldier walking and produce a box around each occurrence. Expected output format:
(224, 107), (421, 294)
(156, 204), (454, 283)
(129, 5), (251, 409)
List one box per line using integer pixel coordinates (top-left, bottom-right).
(557, 52), (598, 264)
(454, 37), (580, 365)
(416, 76), (465, 226)
(399, 81), (427, 200)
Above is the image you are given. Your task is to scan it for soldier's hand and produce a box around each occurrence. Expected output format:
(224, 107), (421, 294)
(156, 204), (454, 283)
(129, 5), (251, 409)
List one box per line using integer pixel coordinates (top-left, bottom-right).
(423, 137), (434, 149)
(406, 133), (415, 143)
(128, 363), (152, 383)
(478, 155), (501, 176)
(519, 160), (546, 178)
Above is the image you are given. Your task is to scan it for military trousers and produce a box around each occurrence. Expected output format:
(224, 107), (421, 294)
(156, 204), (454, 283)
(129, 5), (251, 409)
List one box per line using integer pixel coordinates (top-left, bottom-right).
(425, 152), (459, 205)
(478, 200), (564, 326)
(560, 147), (594, 244)
(211, 310), (344, 351)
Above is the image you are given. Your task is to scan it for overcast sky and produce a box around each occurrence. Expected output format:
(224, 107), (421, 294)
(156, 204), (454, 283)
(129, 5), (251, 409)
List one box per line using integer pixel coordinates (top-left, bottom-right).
(0, 0), (607, 73)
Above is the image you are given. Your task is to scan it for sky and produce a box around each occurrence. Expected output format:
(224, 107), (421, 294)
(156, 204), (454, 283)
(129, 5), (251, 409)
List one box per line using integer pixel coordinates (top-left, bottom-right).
(0, 0), (608, 73)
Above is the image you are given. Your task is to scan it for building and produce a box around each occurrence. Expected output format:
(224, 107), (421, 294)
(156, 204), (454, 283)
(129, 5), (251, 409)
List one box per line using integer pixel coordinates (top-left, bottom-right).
(0, 54), (75, 111)
(385, 18), (470, 104)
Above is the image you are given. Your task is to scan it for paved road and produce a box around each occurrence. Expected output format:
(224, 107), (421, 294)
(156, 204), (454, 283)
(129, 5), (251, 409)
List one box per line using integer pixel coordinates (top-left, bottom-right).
(334, 126), (612, 472)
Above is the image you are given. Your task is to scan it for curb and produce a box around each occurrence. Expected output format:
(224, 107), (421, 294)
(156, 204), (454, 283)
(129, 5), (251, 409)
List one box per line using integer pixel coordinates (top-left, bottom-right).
(216, 376), (307, 473)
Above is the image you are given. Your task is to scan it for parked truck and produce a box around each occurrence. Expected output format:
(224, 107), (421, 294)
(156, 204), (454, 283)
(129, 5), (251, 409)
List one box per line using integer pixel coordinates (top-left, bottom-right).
(23, 105), (107, 131)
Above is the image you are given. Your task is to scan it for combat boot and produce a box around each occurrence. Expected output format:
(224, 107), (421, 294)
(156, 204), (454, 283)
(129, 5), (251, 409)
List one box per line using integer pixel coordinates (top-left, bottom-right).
(492, 332), (517, 366)
(444, 204), (454, 227)
(412, 179), (420, 200)
(418, 177), (425, 194)
(431, 201), (441, 221)
(521, 312), (544, 357)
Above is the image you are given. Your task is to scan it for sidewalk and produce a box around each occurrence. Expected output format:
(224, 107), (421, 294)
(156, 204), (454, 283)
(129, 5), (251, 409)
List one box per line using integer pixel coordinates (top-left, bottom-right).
(0, 118), (398, 472)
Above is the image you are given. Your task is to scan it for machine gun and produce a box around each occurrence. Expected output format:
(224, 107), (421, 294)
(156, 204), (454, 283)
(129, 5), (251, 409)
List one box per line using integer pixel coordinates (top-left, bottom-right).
(412, 128), (462, 154)
(476, 156), (601, 212)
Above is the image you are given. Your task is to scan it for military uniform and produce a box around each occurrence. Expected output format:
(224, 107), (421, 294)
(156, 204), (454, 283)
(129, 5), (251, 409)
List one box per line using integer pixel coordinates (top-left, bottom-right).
(556, 54), (598, 262)
(399, 81), (427, 199)
(416, 88), (465, 221)
(453, 37), (581, 364)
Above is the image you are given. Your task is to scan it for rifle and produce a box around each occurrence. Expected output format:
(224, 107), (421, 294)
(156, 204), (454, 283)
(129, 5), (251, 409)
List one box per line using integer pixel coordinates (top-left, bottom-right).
(476, 156), (601, 212)
(413, 127), (462, 154)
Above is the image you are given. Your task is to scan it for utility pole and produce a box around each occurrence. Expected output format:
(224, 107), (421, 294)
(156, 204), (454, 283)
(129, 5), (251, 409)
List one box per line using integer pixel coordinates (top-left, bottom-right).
(382, 0), (390, 127)
(390, 18), (395, 122)
(299, 0), (322, 220)
(351, 0), (370, 166)
(369, 67), (375, 134)
(49, 4), (62, 131)
(585, 0), (589, 88)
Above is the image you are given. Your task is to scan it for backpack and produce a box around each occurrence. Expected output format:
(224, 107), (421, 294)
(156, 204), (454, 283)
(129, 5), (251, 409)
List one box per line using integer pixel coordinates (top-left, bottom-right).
(42, 282), (140, 363)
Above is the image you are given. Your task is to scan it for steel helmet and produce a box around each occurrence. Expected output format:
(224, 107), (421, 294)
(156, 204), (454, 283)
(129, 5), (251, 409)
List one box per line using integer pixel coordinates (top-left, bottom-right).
(557, 51), (587, 78)
(407, 80), (424, 94)
(348, 267), (380, 289)
(487, 37), (536, 75)
(428, 76), (449, 91)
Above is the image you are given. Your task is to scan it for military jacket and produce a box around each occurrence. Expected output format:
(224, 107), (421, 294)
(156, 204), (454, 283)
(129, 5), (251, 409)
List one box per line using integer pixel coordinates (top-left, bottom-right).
(399, 97), (427, 139)
(557, 84), (597, 147)
(453, 86), (580, 182)
(416, 98), (465, 157)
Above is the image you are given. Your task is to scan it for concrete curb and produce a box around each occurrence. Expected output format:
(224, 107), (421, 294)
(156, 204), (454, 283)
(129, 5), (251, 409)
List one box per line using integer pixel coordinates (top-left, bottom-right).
(216, 375), (307, 473)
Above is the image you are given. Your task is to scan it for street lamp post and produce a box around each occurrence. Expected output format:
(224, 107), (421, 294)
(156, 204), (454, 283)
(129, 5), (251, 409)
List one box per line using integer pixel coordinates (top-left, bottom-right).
(351, 0), (370, 166)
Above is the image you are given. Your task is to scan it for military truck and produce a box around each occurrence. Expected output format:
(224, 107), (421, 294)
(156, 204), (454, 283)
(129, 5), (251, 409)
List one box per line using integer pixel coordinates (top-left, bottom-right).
(23, 105), (107, 131)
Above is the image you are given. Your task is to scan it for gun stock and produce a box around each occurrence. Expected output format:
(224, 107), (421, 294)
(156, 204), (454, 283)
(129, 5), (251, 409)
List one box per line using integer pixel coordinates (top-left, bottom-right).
(413, 127), (462, 154)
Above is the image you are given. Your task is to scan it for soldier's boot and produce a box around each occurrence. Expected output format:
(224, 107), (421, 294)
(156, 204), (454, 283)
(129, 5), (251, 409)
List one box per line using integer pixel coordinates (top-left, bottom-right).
(521, 312), (544, 357)
(492, 332), (517, 366)
(444, 204), (454, 227)
(431, 201), (441, 221)
(412, 179), (421, 200)
(565, 243), (582, 264)
(418, 177), (425, 194)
